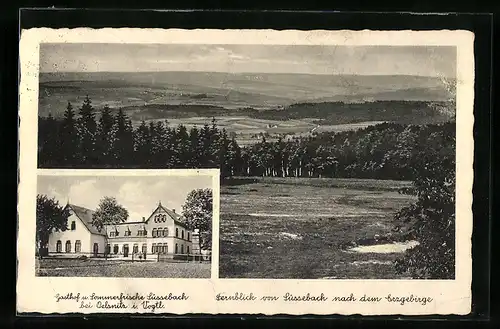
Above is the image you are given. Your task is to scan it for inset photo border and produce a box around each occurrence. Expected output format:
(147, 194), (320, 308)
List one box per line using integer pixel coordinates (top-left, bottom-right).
(34, 170), (218, 279)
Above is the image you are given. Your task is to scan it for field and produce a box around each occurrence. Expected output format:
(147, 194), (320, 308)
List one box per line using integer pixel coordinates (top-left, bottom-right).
(140, 117), (386, 146)
(36, 258), (211, 278)
(219, 177), (417, 279)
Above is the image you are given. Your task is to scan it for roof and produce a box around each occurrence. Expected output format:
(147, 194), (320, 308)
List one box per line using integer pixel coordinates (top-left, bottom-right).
(158, 204), (188, 227)
(66, 202), (190, 232)
(67, 204), (107, 236)
(101, 203), (189, 228)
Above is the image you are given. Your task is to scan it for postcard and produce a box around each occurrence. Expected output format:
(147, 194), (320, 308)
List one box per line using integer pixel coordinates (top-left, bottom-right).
(17, 28), (474, 315)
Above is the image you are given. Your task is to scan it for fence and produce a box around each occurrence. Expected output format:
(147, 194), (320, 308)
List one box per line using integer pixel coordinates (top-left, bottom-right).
(156, 252), (211, 263)
(38, 250), (211, 263)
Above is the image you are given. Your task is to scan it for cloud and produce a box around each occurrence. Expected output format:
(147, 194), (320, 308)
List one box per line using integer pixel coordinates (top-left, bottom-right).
(39, 43), (455, 77)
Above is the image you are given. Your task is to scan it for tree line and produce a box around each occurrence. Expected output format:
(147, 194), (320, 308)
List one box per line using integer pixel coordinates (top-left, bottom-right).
(38, 96), (454, 182)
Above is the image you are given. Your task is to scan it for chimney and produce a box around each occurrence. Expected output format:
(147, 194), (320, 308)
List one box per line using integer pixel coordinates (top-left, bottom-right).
(142, 217), (145, 221)
(172, 209), (176, 213)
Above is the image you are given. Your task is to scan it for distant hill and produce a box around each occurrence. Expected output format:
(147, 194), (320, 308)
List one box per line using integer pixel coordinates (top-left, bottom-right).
(247, 100), (453, 125)
(38, 71), (455, 127)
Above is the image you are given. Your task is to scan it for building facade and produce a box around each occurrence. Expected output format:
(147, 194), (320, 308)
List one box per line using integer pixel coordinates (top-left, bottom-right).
(47, 201), (195, 260)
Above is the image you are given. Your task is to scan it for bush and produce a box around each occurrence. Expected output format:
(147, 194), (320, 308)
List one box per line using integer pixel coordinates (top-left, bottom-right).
(393, 124), (455, 279)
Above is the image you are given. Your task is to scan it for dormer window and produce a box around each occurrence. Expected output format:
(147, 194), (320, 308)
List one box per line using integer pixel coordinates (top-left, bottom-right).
(125, 229), (131, 236)
(110, 228), (119, 237)
(70, 221), (76, 230)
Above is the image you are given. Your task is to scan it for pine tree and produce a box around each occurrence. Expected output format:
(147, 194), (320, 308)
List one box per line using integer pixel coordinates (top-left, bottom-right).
(174, 125), (190, 168)
(96, 105), (115, 166)
(199, 124), (213, 167)
(77, 96), (98, 165)
(134, 120), (152, 167)
(188, 126), (202, 168)
(151, 121), (166, 167)
(218, 129), (230, 178)
(39, 113), (61, 167)
(227, 137), (242, 176)
(111, 109), (134, 167)
(59, 102), (79, 166)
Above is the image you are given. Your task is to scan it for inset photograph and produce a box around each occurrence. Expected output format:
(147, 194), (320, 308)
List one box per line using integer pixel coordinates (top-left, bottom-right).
(35, 171), (216, 278)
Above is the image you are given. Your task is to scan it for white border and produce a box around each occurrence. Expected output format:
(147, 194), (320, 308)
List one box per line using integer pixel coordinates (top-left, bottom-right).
(18, 28), (474, 315)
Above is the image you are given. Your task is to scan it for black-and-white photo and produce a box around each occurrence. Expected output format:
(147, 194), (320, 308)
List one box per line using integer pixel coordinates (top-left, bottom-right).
(37, 43), (456, 280)
(36, 173), (214, 278)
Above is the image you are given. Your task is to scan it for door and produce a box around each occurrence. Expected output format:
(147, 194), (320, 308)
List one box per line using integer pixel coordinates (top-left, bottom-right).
(93, 243), (99, 257)
(123, 245), (129, 258)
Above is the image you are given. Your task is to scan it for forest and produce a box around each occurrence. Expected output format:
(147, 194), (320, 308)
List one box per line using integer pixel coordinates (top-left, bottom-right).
(38, 96), (455, 183)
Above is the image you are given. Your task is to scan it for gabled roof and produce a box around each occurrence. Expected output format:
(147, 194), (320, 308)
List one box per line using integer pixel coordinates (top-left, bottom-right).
(146, 203), (189, 228)
(66, 204), (107, 236)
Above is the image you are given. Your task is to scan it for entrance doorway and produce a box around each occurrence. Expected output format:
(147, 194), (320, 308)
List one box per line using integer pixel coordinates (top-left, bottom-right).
(93, 243), (99, 257)
(123, 244), (129, 258)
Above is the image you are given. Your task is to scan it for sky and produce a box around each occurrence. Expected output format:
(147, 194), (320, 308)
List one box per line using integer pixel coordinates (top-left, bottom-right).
(39, 44), (456, 77)
(37, 175), (213, 222)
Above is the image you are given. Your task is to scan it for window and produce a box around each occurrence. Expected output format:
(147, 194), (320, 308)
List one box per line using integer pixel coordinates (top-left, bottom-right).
(187, 232), (190, 241)
(175, 244), (178, 254)
(65, 240), (71, 253)
(123, 244), (129, 256)
(154, 213), (166, 223)
(113, 245), (119, 254)
(176, 228), (179, 237)
(105, 244), (111, 254)
(142, 244), (147, 254)
(162, 228), (167, 237)
(152, 228), (157, 238)
(56, 240), (62, 253)
(110, 232), (115, 237)
(187, 246), (190, 254)
(70, 221), (76, 230)
(181, 245), (184, 254)
(181, 230), (184, 239)
(152, 243), (156, 253)
(75, 240), (81, 253)
(125, 229), (131, 236)
(158, 243), (166, 254)
(133, 244), (139, 254)
(138, 229), (147, 236)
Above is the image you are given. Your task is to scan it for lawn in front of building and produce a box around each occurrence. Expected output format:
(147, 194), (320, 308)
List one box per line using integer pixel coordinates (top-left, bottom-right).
(36, 258), (211, 278)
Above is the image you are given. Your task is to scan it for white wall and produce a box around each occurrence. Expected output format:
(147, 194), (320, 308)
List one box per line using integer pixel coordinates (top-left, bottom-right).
(89, 233), (107, 256)
(47, 213), (91, 254)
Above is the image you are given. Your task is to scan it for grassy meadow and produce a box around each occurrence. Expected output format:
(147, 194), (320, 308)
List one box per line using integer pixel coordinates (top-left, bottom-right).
(36, 258), (211, 278)
(219, 177), (417, 279)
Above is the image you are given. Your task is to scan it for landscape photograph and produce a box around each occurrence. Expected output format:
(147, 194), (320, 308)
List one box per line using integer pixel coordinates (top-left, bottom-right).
(37, 43), (456, 280)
